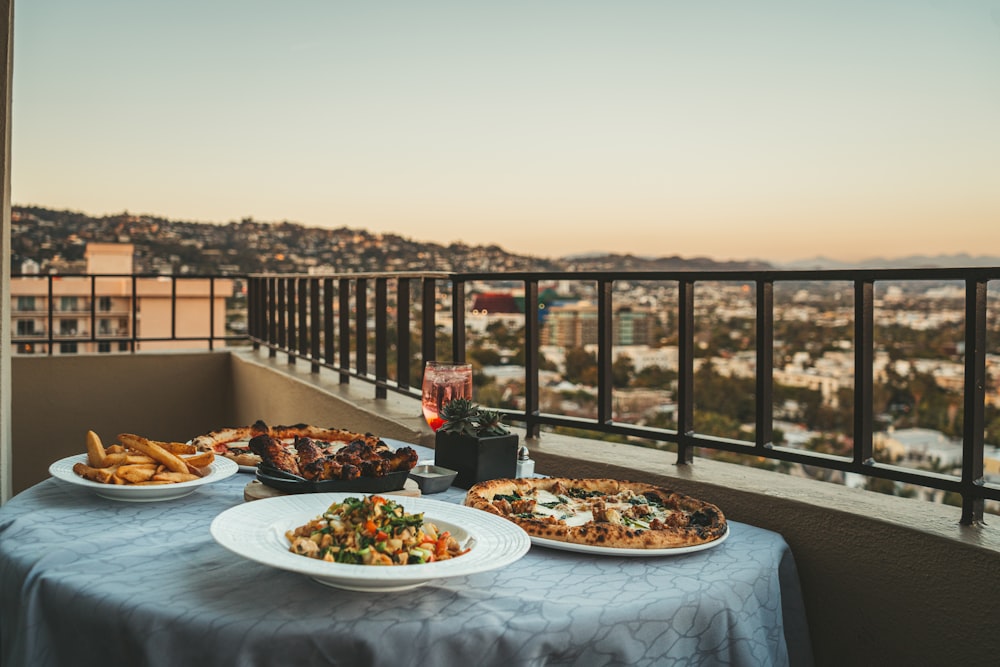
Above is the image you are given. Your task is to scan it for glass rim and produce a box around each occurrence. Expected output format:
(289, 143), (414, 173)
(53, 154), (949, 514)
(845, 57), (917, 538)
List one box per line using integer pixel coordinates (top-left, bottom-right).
(424, 360), (472, 368)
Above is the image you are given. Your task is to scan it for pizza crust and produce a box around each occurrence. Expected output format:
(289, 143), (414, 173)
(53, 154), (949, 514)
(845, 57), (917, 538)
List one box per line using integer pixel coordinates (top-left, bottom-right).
(192, 420), (383, 468)
(464, 477), (727, 549)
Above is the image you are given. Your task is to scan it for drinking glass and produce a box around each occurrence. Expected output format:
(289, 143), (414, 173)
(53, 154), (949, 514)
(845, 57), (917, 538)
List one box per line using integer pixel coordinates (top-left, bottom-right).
(421, 361), (473, 431)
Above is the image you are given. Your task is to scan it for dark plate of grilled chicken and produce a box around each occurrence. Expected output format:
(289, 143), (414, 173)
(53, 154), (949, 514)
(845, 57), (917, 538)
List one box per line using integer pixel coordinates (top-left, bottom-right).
(249, 432), (418, 494)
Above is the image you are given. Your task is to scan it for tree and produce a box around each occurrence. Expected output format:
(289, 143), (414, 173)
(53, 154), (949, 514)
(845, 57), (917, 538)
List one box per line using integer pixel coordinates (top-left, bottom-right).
(564, 347), (598, 385)
(633, 364), (677, 390)
(611, 354), (634, 389)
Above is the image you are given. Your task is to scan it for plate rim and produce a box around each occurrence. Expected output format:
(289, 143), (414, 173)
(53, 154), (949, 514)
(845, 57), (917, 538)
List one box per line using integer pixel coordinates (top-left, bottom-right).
(49, 452), (239, 499)
(528, 524), (730, 557)
(210, 492), (531, 590)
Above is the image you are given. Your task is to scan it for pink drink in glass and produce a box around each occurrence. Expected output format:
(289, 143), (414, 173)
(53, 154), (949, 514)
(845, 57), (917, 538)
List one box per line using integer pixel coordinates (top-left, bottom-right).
(421, 362), (473, 431)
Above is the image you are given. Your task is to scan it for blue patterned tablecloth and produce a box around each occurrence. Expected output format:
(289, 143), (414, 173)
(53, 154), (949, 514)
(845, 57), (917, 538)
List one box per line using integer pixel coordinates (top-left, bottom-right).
(1, 445), (812, 667)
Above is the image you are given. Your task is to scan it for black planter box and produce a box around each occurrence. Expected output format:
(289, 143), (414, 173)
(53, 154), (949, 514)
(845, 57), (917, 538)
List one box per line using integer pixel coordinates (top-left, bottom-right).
(434, 432), (518, 489)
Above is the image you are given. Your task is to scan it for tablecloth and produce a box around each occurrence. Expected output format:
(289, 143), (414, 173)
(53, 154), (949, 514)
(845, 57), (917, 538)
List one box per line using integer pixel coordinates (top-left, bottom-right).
(1, 444), (812, 667)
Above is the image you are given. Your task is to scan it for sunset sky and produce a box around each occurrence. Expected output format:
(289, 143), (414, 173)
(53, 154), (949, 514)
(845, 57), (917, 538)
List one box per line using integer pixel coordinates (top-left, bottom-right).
(11, 1), (1000, 264)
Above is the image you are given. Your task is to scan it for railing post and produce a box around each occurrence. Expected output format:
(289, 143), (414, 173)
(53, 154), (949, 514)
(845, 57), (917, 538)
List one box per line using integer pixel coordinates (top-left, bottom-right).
(356, 277), (368, 376)
(267, 277), (277, 357)
(854, 279), (874, 465)
(46, 275), (53, 355)
(755, 280), (773, 448)
(130, 275), (138, 353)
(338, 278), (351, 383)
(208, 278), (216, 351)
(323, 277), (334, 369)
(297, 277), (308, 361)
(397, 278), (412, 390)
(597, 279), (613, 425)
(286, 277), (297, 364)
(374, 277), (388, 399)
(676, 279), (695, 465)
(960, 278), (987, 525)
(523, 278), (541, 438)
(309, 277), (320, 373)
(89, 275), (96, 350)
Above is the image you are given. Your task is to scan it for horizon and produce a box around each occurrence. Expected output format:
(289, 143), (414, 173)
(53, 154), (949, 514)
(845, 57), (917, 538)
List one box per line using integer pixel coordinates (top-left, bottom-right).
(11, 2), (1000, 264)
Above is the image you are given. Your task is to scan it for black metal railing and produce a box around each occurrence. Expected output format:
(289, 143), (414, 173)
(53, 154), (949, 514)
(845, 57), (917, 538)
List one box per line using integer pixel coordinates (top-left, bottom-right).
(9, 273), (245, 352)
(247, 267), (1000, 525)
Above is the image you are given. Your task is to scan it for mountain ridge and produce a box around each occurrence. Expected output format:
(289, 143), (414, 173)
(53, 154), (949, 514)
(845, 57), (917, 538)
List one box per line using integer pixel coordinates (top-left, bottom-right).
(11, 204), (997, 274)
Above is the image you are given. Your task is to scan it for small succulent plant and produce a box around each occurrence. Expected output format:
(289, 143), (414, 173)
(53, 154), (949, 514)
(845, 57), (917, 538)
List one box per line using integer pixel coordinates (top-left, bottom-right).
(439, 398), (511, 437)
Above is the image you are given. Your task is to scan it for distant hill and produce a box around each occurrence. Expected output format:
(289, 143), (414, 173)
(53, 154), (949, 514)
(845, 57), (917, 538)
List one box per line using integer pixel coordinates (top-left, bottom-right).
(556, 253), (772, 272)
(778, 254), (1000, 270)
(11, 205), (769, 276)
(13, 204), (993, 275)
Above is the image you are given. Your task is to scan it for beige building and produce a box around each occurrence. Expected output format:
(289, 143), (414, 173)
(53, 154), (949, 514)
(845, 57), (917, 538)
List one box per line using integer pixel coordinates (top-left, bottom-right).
(541, 301), (658, 348)
(11, 243), (234, 354)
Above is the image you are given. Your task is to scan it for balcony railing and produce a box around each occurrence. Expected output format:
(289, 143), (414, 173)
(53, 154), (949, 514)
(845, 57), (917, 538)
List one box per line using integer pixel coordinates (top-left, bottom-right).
(246, 267), (1000, 526)
(12, 268), (999, 524)
(10, 273), (244, 351)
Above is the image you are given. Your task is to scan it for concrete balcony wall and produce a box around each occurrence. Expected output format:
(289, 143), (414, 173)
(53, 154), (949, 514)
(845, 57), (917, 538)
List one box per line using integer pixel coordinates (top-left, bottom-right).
(9, 349), (1000, 666)
(11, 351), (239, 495)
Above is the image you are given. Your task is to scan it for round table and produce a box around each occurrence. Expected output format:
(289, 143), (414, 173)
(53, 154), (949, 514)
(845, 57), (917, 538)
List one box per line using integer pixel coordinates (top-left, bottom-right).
(1, 444), (812, 667)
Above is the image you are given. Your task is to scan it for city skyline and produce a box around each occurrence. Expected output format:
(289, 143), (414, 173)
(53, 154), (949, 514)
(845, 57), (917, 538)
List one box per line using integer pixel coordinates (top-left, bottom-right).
(11, 1), (1000, 264)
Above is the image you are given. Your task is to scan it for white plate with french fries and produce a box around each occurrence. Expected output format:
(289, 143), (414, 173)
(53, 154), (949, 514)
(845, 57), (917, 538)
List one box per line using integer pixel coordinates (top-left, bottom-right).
(48, 431), (239, 502)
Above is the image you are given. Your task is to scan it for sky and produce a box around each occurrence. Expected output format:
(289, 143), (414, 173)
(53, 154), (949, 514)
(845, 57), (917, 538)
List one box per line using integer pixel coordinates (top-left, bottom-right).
(11, 1), (1000, 264)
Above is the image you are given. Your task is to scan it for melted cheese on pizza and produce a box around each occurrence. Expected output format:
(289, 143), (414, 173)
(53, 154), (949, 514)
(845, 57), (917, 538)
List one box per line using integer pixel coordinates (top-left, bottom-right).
(515, 487), (677, 529)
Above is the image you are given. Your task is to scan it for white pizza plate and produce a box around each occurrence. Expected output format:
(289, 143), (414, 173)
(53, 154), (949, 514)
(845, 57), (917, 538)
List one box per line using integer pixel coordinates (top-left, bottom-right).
(529, 524), (729, 557)
(210, 492), (531, 592)
(49, 453), (239, 502)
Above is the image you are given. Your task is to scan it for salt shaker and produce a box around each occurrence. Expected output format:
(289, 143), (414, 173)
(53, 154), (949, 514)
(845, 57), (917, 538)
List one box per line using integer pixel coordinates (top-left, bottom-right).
(516, 445), (535, 478)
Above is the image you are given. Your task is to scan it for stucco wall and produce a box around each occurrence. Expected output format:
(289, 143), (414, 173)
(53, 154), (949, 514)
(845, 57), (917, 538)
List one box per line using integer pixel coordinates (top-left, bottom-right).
(11, 351), (235, 494)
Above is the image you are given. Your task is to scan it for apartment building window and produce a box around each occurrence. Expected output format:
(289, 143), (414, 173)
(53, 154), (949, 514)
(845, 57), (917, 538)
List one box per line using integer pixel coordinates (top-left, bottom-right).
(17, 296), (35, 311)
(98, 318), (112, 335)
(60, 342), (78, 354)
(98, 296), (112, 311)
(60, 320), (78, 336)
(98, 342), (111, 353)
(16, 320), (36, 335)
(60, 296), (78, 312)
(118, 341), (130, 352)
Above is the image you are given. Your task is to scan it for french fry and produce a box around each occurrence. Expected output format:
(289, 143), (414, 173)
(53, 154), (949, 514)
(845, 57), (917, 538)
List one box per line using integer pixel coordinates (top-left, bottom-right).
(125, 454), (157, 465)
(117, 434), (189, 474)
(73, 461), (116, 484)
(181, 451), (214, 469)
(106, 444), (126, 454)
(115, 464), (158, 484)
(98, 452), (129, 468)
(152, 471), (200, 483)
(86, 430), (107, 467)
(161, 442), (197, 455)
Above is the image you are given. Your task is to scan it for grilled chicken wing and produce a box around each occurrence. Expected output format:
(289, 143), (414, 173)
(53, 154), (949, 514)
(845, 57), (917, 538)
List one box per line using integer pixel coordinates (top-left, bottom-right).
(249, 434), (301, 476)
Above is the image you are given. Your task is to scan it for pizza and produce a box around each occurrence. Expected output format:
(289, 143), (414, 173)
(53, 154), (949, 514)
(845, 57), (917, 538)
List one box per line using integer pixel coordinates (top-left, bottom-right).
(464, 478), (727, 550)
(191, 420), (404, 473)
(191, 420), (271, 467)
